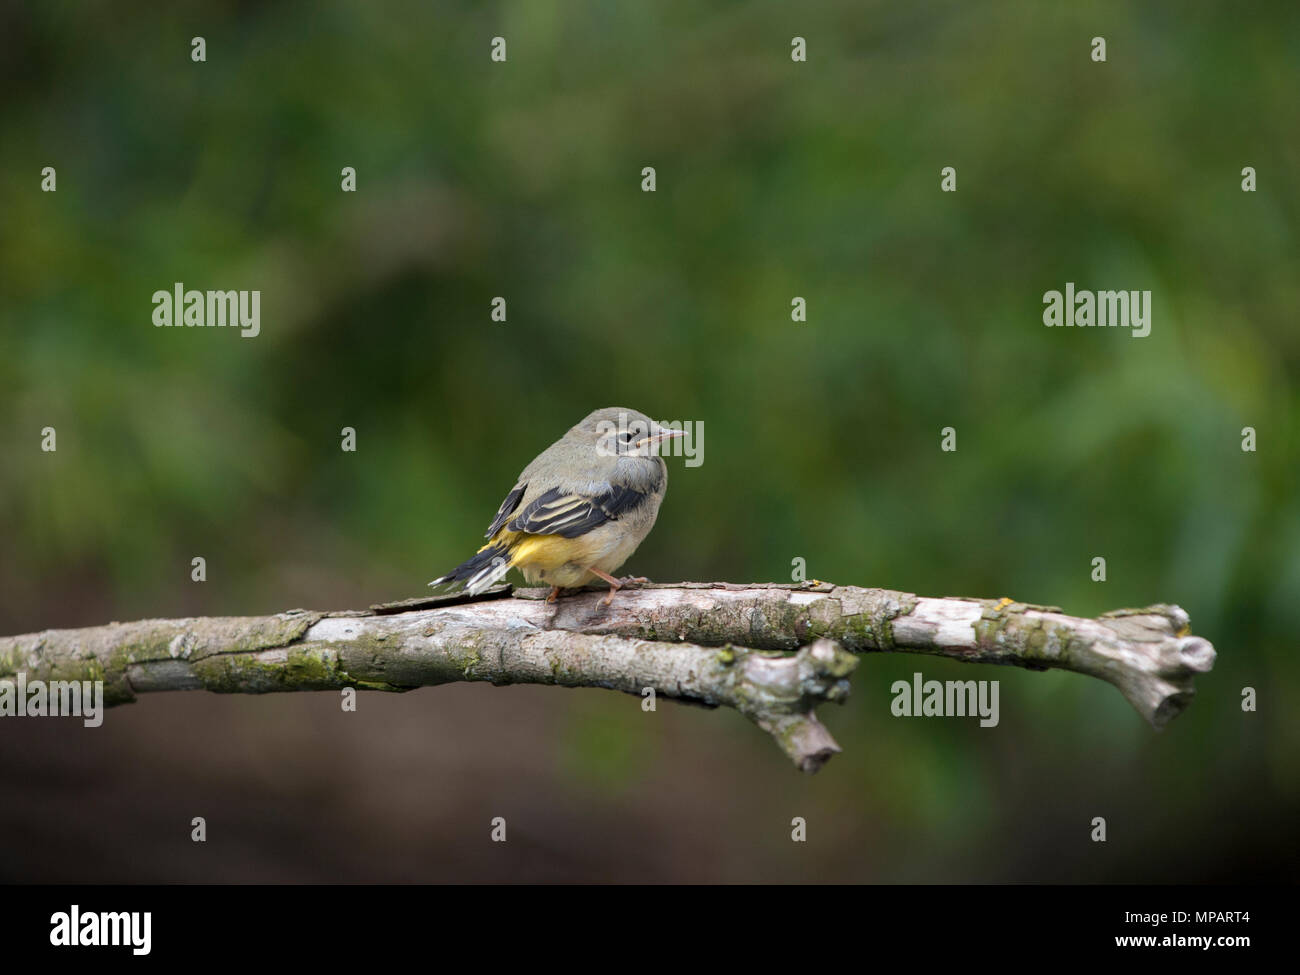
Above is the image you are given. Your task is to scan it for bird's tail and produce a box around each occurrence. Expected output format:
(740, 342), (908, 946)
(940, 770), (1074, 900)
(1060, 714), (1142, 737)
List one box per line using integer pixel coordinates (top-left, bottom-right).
(428, 542), (513, 595)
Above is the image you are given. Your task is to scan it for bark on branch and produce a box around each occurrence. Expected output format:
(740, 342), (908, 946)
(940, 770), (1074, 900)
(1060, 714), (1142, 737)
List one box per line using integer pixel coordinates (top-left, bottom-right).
(0, 582), (1216, 773)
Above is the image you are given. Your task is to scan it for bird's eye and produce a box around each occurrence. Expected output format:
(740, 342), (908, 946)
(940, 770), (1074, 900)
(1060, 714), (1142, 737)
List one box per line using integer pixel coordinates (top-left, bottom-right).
(619, 431), (636, 443)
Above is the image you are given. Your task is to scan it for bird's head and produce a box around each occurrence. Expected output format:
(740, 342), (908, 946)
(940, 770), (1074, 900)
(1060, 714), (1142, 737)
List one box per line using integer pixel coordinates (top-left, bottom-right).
(572, 407), (686, 458)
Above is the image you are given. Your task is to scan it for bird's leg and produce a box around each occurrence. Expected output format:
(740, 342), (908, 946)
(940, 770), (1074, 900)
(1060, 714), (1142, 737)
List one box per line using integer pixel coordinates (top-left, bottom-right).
(546, 586), (562, 604)
(586, 568), (625, 606)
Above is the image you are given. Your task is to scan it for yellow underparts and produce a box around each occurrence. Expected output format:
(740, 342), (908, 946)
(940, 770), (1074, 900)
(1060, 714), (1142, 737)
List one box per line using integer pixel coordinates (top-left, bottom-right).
(481, 529), (616, 587)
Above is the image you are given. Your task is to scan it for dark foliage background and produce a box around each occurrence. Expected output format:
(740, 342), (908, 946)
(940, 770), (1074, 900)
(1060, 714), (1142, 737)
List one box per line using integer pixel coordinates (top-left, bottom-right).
(1, 0), (1296, 882)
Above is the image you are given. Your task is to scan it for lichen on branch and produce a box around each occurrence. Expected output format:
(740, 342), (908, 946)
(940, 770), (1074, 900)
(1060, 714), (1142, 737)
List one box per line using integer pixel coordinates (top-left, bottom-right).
(0, 582), (1216, 772)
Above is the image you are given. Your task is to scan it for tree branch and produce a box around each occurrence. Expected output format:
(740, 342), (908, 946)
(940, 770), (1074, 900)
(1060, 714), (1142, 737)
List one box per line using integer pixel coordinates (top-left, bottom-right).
(0, 582), (1216, 772)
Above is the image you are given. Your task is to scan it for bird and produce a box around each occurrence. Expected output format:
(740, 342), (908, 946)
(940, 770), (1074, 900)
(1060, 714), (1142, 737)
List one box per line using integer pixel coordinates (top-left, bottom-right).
(429, 407), (685, 605)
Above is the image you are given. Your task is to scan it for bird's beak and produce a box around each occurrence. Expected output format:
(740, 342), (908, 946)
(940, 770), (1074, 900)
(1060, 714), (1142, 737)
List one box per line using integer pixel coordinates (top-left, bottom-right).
(636, 429), (687, 449)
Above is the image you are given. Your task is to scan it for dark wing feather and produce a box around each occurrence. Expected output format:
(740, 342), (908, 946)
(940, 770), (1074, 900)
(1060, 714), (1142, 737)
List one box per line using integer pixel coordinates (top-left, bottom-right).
(506, 484), (653, 538)
(484, 485), (526, 538)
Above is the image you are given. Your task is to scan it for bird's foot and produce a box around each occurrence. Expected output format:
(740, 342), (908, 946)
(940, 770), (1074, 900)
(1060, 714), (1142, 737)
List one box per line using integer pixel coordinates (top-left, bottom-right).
(585, 568), (628, 606)
(606, 575), (649, 603)
(546, 586), (562, 604)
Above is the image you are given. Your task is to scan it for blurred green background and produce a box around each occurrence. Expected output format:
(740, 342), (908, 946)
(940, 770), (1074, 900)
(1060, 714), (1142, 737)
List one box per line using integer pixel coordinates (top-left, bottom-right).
(1, 0), (1297, 882)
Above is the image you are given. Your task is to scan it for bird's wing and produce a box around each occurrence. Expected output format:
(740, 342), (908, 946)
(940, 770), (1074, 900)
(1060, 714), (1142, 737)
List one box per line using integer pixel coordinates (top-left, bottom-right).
(483, 485), (527, 538)
(504, 483), (653, 539)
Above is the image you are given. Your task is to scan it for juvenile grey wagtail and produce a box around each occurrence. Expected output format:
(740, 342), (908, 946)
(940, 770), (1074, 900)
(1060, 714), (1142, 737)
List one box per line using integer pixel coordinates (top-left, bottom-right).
(429, 407), (685, 604)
